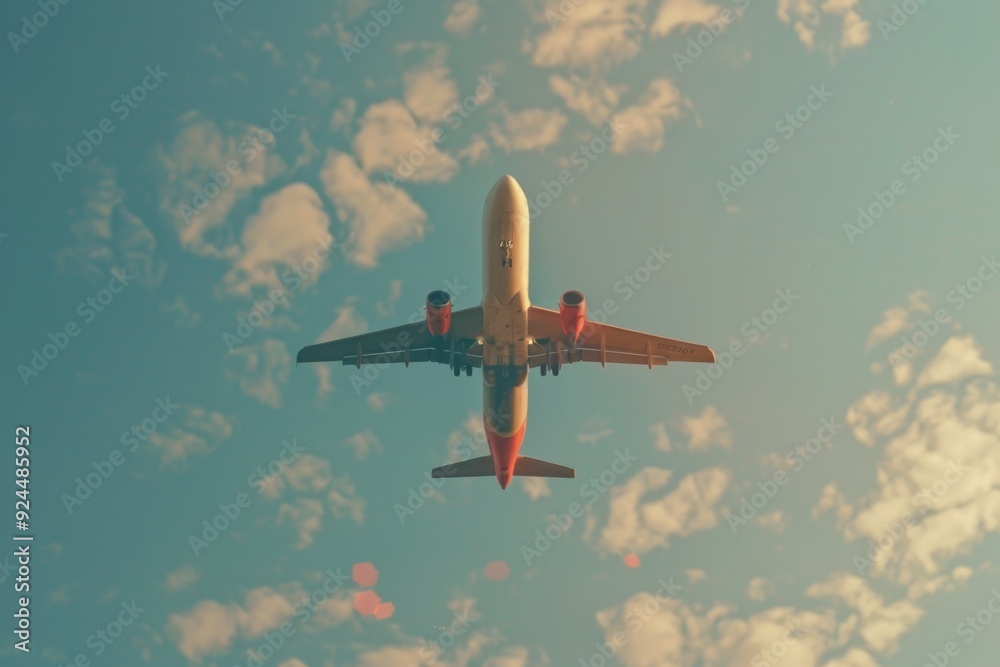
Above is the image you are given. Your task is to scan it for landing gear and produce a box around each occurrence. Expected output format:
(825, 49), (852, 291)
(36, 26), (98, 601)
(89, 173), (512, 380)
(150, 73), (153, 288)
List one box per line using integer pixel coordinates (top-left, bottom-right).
(453, 363), (461, 377)
(465, 364), (473, 377)
(540, 364), (547, 376)
(552, 364), (560, 377)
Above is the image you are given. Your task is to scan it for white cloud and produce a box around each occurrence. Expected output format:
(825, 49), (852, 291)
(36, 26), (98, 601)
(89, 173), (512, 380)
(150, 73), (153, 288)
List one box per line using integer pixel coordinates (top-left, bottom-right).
(916, 336), (995, 388)
(328, 475), (366, 523)
(164, 566), (198, 592)
(650, 0), (724, 38)
(55, 163), (166, 287)
(681, 406), (732, 451)
(443, 0), (482, 36)
(277, 498), (325, 549)
(167, 583), (342, 662)
(598, 466), (731, 554)
(649, 422), (671, 451)
(595, 592), (839, 667)
(527, 0), (647, 71)
(866, 305), (910, 350)
(155, 111), (285, 258)
(806, 573), (924, 654)
(330, 97), (356, 135)
(220, 183), (333, 296)
(776, 0), (870, 55)
(521, 477), (552, 500)
(610, 79), (687, 154)
(756, 510), (789, 534)
(489, 105), (568, 153)
(161, 296), (200, 328)
(148, 405), (234, 468)
(321, 149), (427, 268)
(226, 338), (292, 407)
(353, 100), (459, 183)
(829, 335), (1000, 586)
(259, 454), (333, 500)
(367, 392), (391, 412)
(342, 429), (381, 460)
(167, 587), (296, 661)
(548, 74), (627, 126)
(746, 577), (775, 601)
(401, 45), (460, 124)
(457, 134), (491, 164)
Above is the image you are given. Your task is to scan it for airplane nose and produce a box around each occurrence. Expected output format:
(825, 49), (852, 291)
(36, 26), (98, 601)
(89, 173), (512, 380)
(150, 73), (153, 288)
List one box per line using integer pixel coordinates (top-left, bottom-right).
(499, 468), (512, 490)
(488, 174), (524, 209)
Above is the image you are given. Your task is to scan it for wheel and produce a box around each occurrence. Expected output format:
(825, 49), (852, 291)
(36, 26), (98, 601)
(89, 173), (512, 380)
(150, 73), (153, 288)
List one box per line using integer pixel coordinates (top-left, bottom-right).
(540, 364), (547, 376)
(453, 363), (461, 377)
(465, 364), (473, 377)
(552, 363), (560, 377)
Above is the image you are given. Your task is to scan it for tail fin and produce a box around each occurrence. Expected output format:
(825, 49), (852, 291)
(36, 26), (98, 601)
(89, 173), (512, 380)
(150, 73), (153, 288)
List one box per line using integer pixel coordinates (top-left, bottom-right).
(514, 456), (575, 478)
(430, 455), (575, 479)
(431, 456), (494, 478)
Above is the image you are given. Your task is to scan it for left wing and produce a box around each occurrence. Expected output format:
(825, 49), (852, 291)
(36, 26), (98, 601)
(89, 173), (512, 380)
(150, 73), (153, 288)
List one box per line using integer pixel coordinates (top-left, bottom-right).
(297, 307), (483, 368)
(526, 306), (714, 368)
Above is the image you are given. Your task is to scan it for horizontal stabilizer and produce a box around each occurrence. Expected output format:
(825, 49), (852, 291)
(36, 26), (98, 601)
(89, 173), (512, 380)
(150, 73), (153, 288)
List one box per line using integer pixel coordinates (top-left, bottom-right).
(431, 455), (494, 478)
(514, 456), (575, 478)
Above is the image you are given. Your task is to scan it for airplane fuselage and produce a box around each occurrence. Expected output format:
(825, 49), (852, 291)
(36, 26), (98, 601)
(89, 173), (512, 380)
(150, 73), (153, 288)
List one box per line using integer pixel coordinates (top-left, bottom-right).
(481, 176), (531, 489)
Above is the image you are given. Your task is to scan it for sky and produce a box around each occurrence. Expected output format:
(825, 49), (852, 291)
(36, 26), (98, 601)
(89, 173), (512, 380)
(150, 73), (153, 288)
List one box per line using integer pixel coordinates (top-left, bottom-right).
(3, 0), (1000, 666)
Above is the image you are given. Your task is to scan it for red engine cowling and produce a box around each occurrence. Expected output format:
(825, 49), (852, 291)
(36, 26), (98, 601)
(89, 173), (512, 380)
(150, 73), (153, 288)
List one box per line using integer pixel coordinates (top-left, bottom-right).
(426, 290), (452, 336)
(559, 290), (586, 343)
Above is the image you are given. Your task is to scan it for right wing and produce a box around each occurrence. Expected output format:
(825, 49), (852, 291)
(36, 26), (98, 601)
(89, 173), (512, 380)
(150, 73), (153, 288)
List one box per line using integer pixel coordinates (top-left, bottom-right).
(526, 306), (714, 367)
(297, 307), (483, 367)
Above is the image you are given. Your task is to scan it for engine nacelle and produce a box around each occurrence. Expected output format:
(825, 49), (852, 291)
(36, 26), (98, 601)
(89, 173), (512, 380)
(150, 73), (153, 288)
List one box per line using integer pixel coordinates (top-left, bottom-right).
(426, 290), (452, 336)
(559, 290), (586, 344)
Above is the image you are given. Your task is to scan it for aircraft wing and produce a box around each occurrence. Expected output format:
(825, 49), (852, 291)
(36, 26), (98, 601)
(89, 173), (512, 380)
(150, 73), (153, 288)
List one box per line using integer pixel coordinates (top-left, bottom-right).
(297, 307), (483, 367)
(526, 306), (715, 367)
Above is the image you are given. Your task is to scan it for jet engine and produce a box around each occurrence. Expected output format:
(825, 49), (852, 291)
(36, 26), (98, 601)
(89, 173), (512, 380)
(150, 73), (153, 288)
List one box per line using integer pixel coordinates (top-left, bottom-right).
(558, 290), (586, 344)
(426, 290), (452, 336)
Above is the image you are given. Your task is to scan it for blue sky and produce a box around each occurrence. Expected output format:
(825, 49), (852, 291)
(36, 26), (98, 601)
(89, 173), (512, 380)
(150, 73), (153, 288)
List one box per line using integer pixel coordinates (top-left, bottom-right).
(4, 0), (1000, 666)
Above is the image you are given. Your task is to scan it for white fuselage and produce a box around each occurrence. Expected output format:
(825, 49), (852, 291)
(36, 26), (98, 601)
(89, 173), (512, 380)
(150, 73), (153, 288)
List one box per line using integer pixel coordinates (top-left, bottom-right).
(480, 175), (531, 488)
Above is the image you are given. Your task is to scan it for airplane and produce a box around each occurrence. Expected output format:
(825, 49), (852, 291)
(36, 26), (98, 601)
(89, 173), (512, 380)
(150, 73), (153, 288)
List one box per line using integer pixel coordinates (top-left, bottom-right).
(297, 175), (716, 489)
